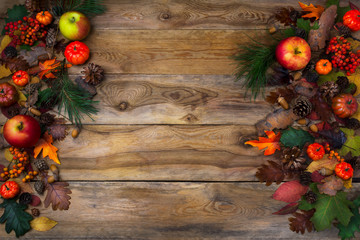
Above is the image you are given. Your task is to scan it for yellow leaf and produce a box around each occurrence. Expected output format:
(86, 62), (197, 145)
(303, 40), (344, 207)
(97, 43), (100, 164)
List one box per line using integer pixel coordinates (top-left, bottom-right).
(34, 132), (60, 164)
(0, 65), (12, 79)
(30, 217), (58, 232)
(4, 148), (13, 162)
(347, 38), (360, 52)
(30, 76), (40, 84)
(7, 80), (27, 103)
(344, 178), (352, 189)
(348, 68), (360, 96)
(306, 154), (338, 173)
(299, 2), (325, 20)
(0, 35), (12, 53)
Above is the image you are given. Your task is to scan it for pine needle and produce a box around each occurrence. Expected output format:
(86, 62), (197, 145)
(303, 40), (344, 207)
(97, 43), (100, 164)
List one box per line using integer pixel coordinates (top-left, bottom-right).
(52, 0), (106, 17)
(232, 40), (277, 100)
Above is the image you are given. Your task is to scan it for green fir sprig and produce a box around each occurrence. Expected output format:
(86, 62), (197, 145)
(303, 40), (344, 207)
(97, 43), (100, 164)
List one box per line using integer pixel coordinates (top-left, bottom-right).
(232, 39), (277, 100)
(38, 61), (98, 126)
(52, 0), (106, 17)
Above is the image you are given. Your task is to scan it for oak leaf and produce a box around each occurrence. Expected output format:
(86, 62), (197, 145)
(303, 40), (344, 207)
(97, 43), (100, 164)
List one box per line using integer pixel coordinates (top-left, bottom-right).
(34, 132), (60, 164)
(289, 209), (315, 234)
(245, 131), (281, 155)
(38, 59), (61, 79)
(317, 175), (343, 196)
(255, 160), (285, 186)
(272, 180), (308, 203)
(44, 181), (71, 210)
(299, 2), (325, 20)
(30, 217), (57, 232)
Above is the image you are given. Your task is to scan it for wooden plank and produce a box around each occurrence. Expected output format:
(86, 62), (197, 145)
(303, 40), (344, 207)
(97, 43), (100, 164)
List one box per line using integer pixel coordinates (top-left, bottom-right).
(0, 182), (355, 239)
(69, 29), (272, 75)
(90, 0), (328, 30)
(21, 74), (269, 125)
(1, 124), (264, 181)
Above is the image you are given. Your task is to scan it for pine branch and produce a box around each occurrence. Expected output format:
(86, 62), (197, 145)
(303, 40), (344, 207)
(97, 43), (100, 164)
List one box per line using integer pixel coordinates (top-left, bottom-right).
(52, 0), (106, 17)
(232, 39), (277, 100)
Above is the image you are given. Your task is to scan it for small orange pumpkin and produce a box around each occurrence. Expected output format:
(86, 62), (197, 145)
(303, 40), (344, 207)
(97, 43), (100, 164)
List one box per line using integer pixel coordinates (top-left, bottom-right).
(36, 11), (53, 25)
(12, 70), (29, 86)
(315, 59), (332, 75)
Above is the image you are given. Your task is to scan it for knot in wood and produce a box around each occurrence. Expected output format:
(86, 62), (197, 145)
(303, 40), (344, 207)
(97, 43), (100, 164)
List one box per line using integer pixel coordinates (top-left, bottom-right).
(119, 102), (128, 111)
(159, 12), (171, 20)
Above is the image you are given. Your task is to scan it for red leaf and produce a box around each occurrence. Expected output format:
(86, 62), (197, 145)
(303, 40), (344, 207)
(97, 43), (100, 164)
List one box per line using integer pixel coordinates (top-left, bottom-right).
(30, 195), (41, 207)
(273, 202), (299, 215)
(256, 160), (285, 186)
(272, 180), (308, 203)
(311, 171), (325, 183)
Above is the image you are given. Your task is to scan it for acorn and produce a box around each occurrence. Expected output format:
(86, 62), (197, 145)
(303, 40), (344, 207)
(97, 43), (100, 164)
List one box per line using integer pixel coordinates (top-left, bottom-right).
(47, 176), (55, 183)
(30, 107), (41, 116)
(277, 96), (289, 109)
(71, 127), (80, 138)
(309, 124), (318, 132)
(297, 119), (307, 125)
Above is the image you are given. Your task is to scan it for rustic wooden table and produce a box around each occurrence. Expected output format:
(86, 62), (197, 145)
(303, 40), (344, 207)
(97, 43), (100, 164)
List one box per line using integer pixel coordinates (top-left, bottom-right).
(0, 0), (358, 239)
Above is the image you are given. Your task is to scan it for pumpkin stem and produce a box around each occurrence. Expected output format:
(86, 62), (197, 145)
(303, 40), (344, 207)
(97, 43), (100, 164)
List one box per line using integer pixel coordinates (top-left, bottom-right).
(347, 99), (352, 105)
(5, 185), (9, 191)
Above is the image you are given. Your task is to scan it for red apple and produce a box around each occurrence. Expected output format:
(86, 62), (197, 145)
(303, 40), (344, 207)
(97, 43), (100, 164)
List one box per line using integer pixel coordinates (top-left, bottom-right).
(275, 36), (311, 71)
(59, 11), (91, 41)
(3, 115), (41, 148)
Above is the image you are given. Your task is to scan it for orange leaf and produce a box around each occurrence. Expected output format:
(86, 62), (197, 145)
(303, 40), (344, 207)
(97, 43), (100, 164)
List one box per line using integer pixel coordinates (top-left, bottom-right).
(38, 59), (71, 80)
(34, 132), (60, 164)
(245, 131), (281, 155)
(299, 2), (324, 20)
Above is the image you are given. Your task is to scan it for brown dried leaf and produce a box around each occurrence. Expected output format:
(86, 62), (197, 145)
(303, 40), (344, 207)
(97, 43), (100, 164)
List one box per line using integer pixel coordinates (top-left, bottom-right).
(274, 7), (296, 26)
(54, 39), (68, 54)
(318, 175), (344, 196)
(3, 57), (30, 72)
(255, 160), (285, 186)
(311, 93), (333, 122)
(19, 47), (48, 67)
(266, 87), (296, 104)
(44, 181), (71, 210)
(47, 124), (68, 141)
(289, 209), (315, 234)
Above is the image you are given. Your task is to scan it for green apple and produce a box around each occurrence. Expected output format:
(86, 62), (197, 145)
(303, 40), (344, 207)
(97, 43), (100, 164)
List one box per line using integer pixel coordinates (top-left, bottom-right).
(59, 11), (91, 41)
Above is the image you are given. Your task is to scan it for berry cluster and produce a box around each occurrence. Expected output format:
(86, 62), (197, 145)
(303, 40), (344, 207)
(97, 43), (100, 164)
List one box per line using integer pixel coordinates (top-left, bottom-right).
(325, 36), (360, 76)
(4, 16), (47, 46)
(0, 147), (38, 182)
(325, 143), (344, 162)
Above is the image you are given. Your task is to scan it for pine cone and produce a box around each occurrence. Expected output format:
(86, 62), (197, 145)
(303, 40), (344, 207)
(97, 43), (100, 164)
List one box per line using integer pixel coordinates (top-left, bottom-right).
(282, 147), (306, 171)
(347, 118), (360, 130)
(34, 181), (45, 194)
(295, 28), (306, 39)
(299, 171), (312, 186)
(23, 82), (42, 95)
(4, 46), (17, 59)
(31, 208), (40, 217)
(346, 157), (359, 170)
(305, 191), (317, 204)
(34, 159), (49, 171)
(19, 192), (32, 205)
(293, 97), (312, 118)
(319, 81), (340, 100)
(335, 77), (349, 94)
(46, 27), (57, 48)
(81, 63), (104, 85)
(39, 113), (55, 126)
(25, 0), (40, 12)
(337, 25), (352, 38)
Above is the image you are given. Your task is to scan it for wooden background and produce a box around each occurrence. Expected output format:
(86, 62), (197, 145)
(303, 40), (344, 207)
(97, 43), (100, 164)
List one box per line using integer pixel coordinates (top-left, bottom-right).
(0, 0), (359, 239)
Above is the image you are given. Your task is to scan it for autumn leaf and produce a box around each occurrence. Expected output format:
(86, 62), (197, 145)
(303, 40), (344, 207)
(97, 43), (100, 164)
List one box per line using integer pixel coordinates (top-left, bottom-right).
(339, 128), (360, 157)
(0, 64), (12, 79)
(44, 181), (71, 210)
(273, 202), (299, 215)
(352, 105), (360, 122)
(306, 154), (338, 173)
(30, 217), (57, 232)
(317, 175), (344, 196)
(272, 180), (308, 203)
(0, 35), (12, 53)
(34, 132), (60, 164)
(348, 68), (360, 96)
(299, 2), (325, 20)
(245, 131), (281, 155)
(289, 209), (315, 234)
(38, 59), (61, 79)
(255, 160), (285, 186)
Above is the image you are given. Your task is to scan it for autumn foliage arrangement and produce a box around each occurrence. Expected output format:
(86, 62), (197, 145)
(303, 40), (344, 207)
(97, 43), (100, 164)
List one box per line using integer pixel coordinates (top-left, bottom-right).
(0, 0), (106, 237)
(238, 0), (360, 239)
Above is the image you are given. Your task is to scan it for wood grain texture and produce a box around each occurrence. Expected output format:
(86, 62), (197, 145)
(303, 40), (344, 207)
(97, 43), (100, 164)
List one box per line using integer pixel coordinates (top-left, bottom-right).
(69, 29), (273, 75)
(17, 124), (264, 181)
(1, 182), (356, 240)
(90, 0), (328, 30)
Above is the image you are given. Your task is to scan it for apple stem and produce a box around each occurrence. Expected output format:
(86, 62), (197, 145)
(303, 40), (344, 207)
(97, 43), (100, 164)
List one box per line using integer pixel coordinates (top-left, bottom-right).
(71, 17), (76, 23)
(17, 121), (24, 131)
(295, 48), (302, 54)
